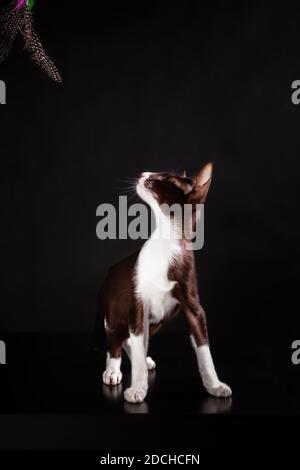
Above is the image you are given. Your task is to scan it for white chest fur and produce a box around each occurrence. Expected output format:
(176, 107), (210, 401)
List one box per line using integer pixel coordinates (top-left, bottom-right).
(135, 235), (181, 323)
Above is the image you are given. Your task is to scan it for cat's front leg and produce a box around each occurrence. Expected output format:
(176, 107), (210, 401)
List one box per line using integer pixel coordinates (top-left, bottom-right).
(191, 340), (232, 397)
(184, 304), (232, 398)
(124, 331), (148, 403)
(123, 338), (156, 371)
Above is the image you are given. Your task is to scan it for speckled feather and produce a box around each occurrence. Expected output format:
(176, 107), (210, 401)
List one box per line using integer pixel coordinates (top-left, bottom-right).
(20, 9), (62, 83)
(0, 5), (26, 62)
(0, 1), (61, 82)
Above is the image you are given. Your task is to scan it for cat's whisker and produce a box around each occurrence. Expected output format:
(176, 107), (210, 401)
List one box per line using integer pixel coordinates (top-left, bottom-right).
(127, 192), (137, 202)
(116, 176), (138, 184)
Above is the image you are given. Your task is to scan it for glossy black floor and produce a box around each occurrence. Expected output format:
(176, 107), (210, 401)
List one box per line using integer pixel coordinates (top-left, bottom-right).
(0, 323), (300, 450)
(0, 321), (299, 416)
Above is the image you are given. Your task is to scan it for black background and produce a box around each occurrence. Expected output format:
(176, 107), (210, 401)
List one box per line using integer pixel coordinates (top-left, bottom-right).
(1, 0), (300, 450)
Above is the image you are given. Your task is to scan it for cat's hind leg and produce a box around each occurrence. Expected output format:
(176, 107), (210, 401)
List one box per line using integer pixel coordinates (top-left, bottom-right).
(146, 356), (156, 370)
(102, 325), (124, 386)
(103, 351), (123, 385)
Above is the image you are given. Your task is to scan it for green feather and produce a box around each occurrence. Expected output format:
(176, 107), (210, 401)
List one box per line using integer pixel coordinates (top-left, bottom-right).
(27, 0), (36, 10)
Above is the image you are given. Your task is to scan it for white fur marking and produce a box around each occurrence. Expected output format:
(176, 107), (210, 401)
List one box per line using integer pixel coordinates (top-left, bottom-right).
(146, 356), (156, 370)
(135, 180), (182, 324)
(123, 339), (156, 371)
(135, 235), (180, 323)
(190, 337), (232, 397)
(124, 332), (148, 403)
(135, 175), (182, 324)
(102, 352), (122, 386)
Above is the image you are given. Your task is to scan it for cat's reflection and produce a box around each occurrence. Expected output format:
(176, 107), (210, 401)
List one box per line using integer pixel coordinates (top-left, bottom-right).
(200, 397), (232, 414)
(124, 401), (149, 414)
(102, 383), (123, 401)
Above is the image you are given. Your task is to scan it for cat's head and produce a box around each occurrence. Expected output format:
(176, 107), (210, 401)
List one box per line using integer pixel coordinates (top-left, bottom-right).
(136, 163), (213, 211)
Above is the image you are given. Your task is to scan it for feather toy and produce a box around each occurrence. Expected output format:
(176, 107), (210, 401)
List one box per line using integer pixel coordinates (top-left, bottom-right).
(0, 0), (62, 82)
(15, 0), (26, 9)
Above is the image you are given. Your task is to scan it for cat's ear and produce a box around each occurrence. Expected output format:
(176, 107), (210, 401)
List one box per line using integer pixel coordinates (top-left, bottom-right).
(181, 170), (187, 178)
(188, 162), (213, 203)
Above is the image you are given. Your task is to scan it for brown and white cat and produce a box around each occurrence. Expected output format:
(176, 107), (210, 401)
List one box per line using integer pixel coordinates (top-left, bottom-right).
(98, 163), (232, 403)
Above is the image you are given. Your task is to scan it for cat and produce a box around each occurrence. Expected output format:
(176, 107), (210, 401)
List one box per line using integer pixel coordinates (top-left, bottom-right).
(98, 163), (232, 403)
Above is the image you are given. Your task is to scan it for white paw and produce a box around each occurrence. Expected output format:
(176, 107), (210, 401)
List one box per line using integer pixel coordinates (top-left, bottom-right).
(124, 387), (147, 403)
(102, 369), (122, 386)
(146, 356), (156, 370)
(206, 382), (232, 398)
